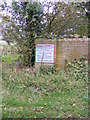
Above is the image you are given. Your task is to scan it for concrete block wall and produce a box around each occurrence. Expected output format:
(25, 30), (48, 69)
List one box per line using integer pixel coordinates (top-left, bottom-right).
(35, 38), (88, 69)
(56, 38), (88, 68)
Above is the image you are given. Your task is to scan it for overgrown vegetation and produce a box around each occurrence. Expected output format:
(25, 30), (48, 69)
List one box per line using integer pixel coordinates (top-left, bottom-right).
(40, 65), (56, 75)
(65, 56), (88, 82)
(1, 1), (43, 67)
(0, 0), (88, 118)
(2, 55), (88, 118)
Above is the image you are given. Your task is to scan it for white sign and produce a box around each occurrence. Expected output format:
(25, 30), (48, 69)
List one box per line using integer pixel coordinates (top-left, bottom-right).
(35, 44), (55, 63)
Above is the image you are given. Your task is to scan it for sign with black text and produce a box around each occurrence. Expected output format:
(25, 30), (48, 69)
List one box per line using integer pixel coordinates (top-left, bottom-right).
(35, 44), (55, 63)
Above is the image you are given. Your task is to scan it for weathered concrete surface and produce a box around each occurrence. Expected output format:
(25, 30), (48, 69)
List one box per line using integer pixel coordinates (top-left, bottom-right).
(56, 38), (88, 68)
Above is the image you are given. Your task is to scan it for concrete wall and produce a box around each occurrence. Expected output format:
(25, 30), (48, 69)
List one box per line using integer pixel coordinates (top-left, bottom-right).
(56, 38), (88, 68)
(35, 38), (88, 69)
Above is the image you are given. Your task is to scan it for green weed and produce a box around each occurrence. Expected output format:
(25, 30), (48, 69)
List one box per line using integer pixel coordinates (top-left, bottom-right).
(2, 58), (88, 118)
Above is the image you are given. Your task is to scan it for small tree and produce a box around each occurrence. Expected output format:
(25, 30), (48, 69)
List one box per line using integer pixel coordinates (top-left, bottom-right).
(1, 1), (43, 67)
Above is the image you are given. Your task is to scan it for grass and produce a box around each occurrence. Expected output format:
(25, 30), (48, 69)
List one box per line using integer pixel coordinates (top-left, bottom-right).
(2, 57), (88, 118)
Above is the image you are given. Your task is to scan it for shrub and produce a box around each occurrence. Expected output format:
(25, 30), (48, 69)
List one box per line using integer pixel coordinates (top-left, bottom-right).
(40, 65), (56, 75)
(65, 56), (88, 82)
